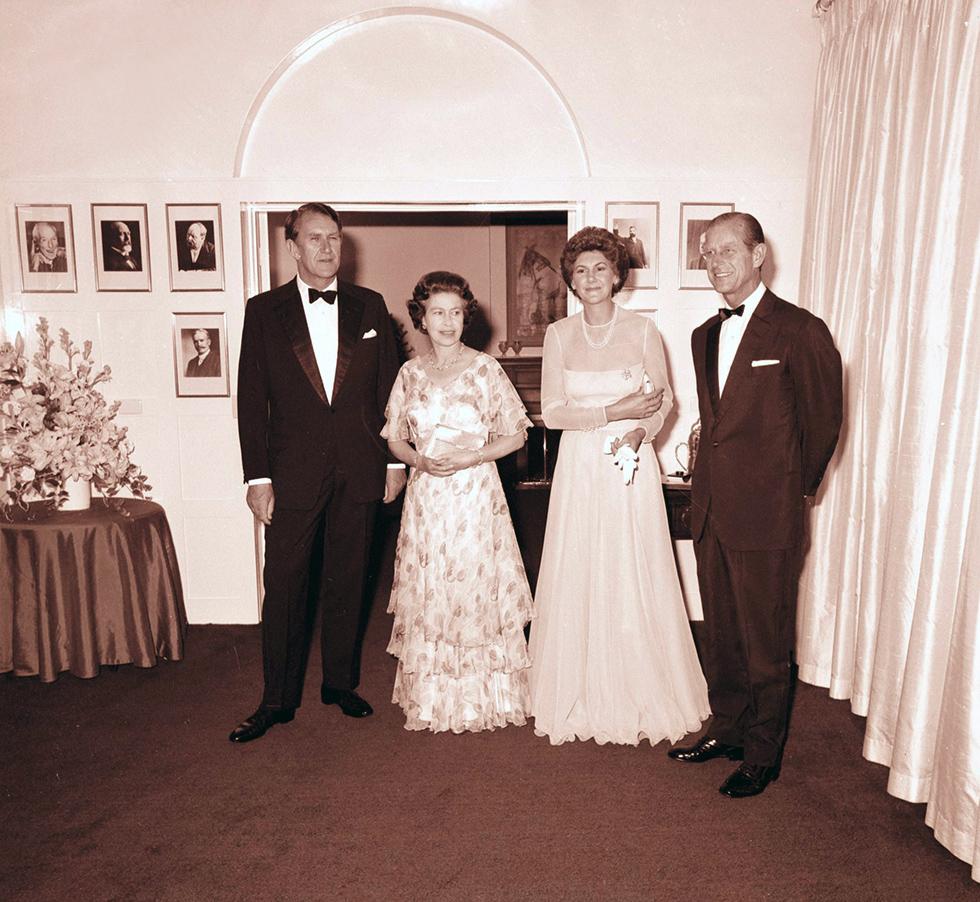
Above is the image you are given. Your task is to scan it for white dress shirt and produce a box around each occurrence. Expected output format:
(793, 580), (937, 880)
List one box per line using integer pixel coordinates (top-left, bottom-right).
(718, 281), (766, 396)
(297, 274), (340, 403)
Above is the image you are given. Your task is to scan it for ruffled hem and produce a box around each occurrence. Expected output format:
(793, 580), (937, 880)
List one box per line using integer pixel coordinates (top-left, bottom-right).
(392, 664), (530, 734)
(387, 629), (531, 680)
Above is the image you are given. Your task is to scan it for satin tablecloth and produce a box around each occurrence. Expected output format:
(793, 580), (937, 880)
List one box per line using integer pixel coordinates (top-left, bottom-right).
(0, 499), (186, 682)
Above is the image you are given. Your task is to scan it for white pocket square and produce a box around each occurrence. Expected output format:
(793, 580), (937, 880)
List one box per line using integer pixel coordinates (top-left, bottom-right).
(362, 328), (377, 339)
(752, 359), (780, 367)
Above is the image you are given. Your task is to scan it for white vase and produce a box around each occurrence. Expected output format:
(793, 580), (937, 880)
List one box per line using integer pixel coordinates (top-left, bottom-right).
(62, 477), (92, 511)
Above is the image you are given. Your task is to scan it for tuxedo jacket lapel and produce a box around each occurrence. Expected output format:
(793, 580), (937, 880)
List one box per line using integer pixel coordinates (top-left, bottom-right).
(332, 287), (365, 404)
(706, 319), (722, 416)
(274, 279), (328, 406)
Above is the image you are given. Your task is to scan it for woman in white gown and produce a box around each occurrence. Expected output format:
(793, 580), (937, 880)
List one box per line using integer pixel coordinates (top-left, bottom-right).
(383, 271), (533, 734)
(529, 227), (710, 746)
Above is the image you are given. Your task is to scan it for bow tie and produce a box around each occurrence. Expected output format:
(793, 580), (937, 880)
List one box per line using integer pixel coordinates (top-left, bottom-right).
(720, 304), (745, 319)
(308, 288), (337, 305)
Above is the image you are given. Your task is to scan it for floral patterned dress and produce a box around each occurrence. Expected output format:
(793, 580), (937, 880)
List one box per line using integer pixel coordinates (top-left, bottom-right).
(382, 352), (533, 733)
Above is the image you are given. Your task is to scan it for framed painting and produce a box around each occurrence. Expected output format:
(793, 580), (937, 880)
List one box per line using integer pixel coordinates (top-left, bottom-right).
(91, 203), (151, 291)
(679, 202), (735, 289)
(167, 203), (225, 291)
(505, 220), (568, 348)
(172, 311), (229, 397)
(606, 202), (659, 289)
(16, 204), (77, 292)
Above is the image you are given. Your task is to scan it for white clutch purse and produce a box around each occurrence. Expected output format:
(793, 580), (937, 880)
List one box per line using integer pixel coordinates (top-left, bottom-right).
(420, 423), (487, 458)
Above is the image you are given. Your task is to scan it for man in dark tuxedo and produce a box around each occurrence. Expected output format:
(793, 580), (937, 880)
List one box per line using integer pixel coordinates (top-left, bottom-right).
(231, 202), (406, 743)
(668, 212), (842, 797)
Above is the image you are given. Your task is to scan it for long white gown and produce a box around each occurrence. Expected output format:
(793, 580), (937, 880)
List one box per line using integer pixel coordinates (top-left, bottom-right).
(529, 309), (710, 746)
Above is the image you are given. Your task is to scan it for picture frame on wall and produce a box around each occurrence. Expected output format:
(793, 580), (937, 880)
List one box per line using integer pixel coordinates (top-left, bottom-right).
(166, 203), (225, 291)
(16, 204), (77, 292)
(91, 204), (151, 291)
(505, 219), (568, 348)
(172, 311), (229, 397)
(605, 202), (659, 289)
(679, 202), (735, 289)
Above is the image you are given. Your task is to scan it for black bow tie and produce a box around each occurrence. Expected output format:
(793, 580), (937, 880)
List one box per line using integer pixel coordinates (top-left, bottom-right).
(308, 288), (337, 305)
(720, 304), (745, 319)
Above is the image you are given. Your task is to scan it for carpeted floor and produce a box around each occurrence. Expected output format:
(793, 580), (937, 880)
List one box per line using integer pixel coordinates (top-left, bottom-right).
(2, 518), (976, 901)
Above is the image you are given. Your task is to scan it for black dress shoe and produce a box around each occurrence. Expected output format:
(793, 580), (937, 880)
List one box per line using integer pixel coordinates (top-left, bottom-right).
(320, 687), (373, 718)
(228, 706), (295, 743)
(667, 736), (744, 763)
(719, 763), (779, 798)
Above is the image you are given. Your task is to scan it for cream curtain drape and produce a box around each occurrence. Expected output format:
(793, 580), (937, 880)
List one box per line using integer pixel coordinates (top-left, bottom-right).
(798, 0), (980, 880)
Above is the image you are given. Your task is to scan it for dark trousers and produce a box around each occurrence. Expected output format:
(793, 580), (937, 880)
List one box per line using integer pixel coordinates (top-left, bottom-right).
(260, 469), (378, 710)
(694, 516), (801, 767)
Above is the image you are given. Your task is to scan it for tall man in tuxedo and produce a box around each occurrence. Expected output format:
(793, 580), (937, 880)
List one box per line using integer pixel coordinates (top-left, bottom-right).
(232, 203), (406, 743)
(668, 212), (842, 796)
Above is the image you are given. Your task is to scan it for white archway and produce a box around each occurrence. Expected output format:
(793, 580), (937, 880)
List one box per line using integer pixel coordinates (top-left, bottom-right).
(235, 7), (590, 179)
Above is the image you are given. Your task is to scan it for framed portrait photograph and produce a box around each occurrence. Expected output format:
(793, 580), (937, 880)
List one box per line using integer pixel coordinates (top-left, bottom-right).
(166, 203), (225, 291)
(91, 204), (150, 291)
(606, 202), (659, 289)
(679, 202), (735, 289)
(172, 312), (229, 397)
(16, 204), (77, 292)
(505, 219), (568, 347)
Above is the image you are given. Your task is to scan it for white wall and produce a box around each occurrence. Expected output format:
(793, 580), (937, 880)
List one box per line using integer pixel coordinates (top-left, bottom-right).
(0, 1), (821, 622)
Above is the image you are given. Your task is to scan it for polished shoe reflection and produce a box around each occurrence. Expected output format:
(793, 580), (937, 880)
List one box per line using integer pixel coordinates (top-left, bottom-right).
(321, 687), (373, 717)
(228, 706), (295, 743)
(667, 735), (744, 763)
(719, 763), (779, 798)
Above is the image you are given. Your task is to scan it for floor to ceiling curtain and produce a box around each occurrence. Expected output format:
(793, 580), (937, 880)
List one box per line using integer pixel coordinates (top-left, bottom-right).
(797, 0), (979, 880)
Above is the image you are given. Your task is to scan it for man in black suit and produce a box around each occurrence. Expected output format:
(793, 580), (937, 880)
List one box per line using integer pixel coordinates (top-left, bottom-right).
(104, 221), (141, 271)
(232, 202), (406, 743)
(184, 329), (221, 378)
(178, 221), (216, 271)
(668, 212), (842, 796)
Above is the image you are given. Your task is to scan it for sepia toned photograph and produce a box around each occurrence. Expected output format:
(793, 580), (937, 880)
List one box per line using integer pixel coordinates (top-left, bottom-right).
(16, 204), (77, 292)
(172, 311), (229, 397)
(505, 220), (568, 347)
(166, 204), (225, 291)
(91, 204), (151, 291)
(606, 202), (659, 289)
(679, 202), (735, 289)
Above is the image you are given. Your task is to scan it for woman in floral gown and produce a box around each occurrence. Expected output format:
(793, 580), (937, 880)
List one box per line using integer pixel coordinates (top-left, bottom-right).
(529, 227), (710, 746)
(383, 271), (533, 733)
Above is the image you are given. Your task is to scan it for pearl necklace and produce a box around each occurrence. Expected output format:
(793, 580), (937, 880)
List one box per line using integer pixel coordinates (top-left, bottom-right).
(581, 306), (618, 350)
(429, 343), (464, 371)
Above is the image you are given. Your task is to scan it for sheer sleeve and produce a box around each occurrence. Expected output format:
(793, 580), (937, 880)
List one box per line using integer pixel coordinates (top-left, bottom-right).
(487, 358), (532, 438)
(638, 318), (672, 441)
(540, 323), (609, 431)
(380, 363), (411, 442)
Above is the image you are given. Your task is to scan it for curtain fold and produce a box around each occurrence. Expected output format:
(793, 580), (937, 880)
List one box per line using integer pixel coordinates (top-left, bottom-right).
(797, 0), (980, 880)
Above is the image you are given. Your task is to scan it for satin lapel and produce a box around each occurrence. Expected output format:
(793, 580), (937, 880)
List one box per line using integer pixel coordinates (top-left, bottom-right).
(717, 291), (777, 418)
(332, 288), (366, 404)
(706, 320), (722, 416)
(274, 280), (328, 406)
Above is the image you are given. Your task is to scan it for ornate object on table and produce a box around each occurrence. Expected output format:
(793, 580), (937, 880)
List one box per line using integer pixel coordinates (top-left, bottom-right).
(674, 419), (701, 481)
(0, 318), (151, 517)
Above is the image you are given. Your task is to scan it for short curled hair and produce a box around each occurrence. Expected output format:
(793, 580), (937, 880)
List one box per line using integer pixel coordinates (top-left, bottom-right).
(707, 211), (765, 249)
(559, 227), (630, 297)
(284, 203), (342, 242)
(407, 271), (479, 332)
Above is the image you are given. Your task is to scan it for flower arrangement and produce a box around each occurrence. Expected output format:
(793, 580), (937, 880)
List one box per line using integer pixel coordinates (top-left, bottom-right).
(0, 318), (151, 514)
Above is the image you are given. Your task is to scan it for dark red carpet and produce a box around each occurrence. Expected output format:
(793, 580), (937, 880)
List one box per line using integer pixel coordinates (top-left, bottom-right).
(2, 520), (975, 901)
